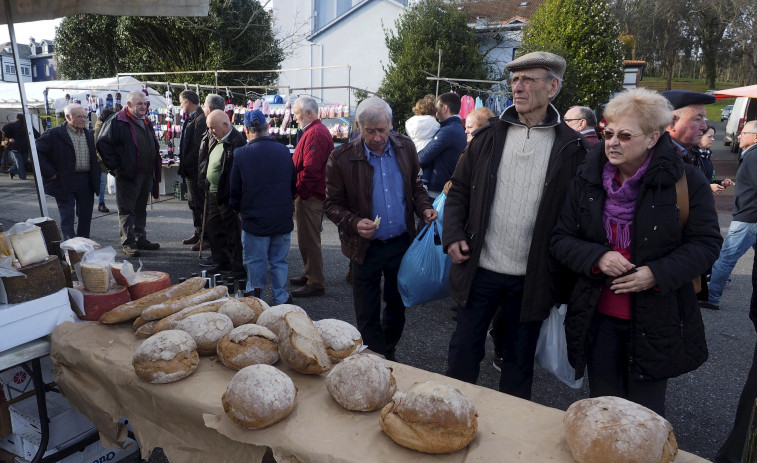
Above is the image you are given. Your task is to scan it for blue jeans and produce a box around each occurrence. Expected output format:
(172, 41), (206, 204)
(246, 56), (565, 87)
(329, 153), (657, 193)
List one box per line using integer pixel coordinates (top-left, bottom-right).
(709, 220), (757, 304)
(8, 150), (28, 179)
(98, 172), (106, 204)
(242, 230), (290, 305)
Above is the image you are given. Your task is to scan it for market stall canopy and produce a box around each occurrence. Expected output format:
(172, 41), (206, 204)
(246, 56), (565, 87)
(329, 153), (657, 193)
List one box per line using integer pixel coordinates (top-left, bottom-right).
(0, 76), (170, 111)
(713, 84), (757, 99)
(0, 0), (209, 23)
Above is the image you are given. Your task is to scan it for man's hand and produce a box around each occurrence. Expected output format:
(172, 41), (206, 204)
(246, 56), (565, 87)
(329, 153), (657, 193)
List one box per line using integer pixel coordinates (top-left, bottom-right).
(448, 240), (470, 264)
(722, 178), (734, 187)
(711, 183), (725, 194)
(596, 251), (635, 277)
(356, 218), (377, 239)
(610, 265), (656, 294)
(423, 208), (438, 225)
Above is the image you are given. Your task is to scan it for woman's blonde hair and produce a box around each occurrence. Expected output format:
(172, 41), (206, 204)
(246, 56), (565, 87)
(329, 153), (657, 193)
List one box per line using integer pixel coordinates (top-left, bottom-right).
(466, 107), (495, 131)
(412, 94), (437, 116)
(603, 87), (673, 134)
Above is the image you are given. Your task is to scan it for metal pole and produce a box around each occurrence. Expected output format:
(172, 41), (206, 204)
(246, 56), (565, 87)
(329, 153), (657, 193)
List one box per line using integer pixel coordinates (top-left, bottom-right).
(436, 49), (442, 97)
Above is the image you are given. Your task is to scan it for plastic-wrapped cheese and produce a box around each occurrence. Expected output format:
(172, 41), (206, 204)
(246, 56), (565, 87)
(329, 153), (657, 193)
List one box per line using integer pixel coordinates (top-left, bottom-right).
(8, 227), (47, 267)
(81, 261), (112, 293)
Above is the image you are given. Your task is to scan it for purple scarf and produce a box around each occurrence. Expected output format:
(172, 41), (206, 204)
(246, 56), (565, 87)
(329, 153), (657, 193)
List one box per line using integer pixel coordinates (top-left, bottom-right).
(602, 149), (654, 248)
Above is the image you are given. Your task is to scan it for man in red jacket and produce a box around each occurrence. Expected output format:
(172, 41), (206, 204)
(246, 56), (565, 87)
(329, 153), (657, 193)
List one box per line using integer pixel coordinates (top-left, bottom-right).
(290, 96), (334, 297)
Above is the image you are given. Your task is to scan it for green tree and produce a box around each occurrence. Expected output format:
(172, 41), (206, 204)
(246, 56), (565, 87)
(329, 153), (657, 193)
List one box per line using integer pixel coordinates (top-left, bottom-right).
(55, 0), (284, 93)
(378, 0), (488, 130)
(519, 0), (624, 112)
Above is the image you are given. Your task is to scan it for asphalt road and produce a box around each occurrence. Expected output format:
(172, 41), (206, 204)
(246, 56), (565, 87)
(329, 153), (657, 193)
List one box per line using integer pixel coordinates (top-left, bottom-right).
(0, 119), (748, 461)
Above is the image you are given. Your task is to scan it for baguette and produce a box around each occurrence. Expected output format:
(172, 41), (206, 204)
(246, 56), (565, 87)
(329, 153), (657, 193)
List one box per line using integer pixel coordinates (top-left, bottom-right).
(153, 298), (230, 333)
(141, 285), (228, 321)
(99, 277), (206, 324)
(133, 316), (148, 329)
(135, 320), (159, 339)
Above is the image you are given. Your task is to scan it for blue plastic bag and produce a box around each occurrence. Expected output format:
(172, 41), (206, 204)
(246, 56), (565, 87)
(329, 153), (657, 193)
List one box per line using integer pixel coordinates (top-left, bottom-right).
(398, 219), (452, 307)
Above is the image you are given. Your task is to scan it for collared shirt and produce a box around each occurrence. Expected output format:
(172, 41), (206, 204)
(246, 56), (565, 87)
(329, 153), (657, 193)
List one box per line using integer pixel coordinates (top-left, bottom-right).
(364, 140), (406, 240)
(66, 123), (90, 172)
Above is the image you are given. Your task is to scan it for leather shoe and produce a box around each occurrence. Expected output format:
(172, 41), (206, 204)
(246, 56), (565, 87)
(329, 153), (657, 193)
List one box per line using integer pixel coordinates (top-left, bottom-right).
(136, 239), (160, 250)
(290, 275), (308, 286)
(199, 256), (215, 267)
(98, 203), (109, 213)
(699, 301), (720, 310)
(182, 234), (201, 245)
(190, 240), (211, 252)
(291, 285), (325, 297)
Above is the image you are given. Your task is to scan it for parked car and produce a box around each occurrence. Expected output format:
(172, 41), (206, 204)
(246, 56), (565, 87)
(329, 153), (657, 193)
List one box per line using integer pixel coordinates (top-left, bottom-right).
(721, 104), (733, 121)
(724, 97), (757, 152)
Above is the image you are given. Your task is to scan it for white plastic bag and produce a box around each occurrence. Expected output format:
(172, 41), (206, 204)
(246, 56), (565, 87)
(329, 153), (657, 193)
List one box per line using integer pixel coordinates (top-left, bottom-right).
(535, 304), (583, 389)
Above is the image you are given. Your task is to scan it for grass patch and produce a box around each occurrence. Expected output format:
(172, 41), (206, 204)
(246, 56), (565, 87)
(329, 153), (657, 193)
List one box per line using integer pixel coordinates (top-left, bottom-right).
(638, 77), (739, 121)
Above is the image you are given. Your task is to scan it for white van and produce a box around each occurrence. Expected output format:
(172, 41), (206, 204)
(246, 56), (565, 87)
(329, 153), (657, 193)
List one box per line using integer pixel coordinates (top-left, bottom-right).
(724, 96), (757, 152)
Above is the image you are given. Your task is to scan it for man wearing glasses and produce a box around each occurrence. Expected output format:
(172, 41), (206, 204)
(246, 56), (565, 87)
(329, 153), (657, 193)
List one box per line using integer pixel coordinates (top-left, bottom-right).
(36, 104), (100, 240)
(97, 91), (162, 257)
(564, 106), (600, 146)
(442, 51), (588, 399)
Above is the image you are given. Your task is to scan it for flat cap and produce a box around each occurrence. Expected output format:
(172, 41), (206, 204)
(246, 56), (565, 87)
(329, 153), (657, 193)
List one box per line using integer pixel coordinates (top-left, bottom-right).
(661, 90), (716, 109)
(505, 51), (566, 79)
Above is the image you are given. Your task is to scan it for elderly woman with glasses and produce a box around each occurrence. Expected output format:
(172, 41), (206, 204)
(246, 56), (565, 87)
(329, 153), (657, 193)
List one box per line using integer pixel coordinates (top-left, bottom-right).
(550, 88), (723, 416)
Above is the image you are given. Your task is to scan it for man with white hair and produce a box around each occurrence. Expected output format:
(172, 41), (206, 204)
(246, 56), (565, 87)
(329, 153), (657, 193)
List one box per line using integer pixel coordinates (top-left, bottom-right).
(36, 103), (100, 239)
(324, 96), (437, 361)
(97, 90), (162, 257)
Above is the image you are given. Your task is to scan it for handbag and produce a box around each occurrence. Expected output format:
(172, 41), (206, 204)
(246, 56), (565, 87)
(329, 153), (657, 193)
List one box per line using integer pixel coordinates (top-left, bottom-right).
(534, 304), (583, 389)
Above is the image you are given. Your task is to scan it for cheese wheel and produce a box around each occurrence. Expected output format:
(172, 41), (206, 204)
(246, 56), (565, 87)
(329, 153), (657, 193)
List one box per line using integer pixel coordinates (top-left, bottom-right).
(81, 261), (111, 293)
(564, 396), (678, 463)
(256, 304), (306, 337)
(326, 354), (396, 411)
(278, 311), (331, 374)
(222, 364), (297, 429)
(132, 330), (199, 383)
(315, 319), (363, 362)
(127, 271), (171, 300)
(217, 324), (279, 370)
(176, 312), (234, 356)
(380, 381), (478, 454)
(76, 284), (131, 321)
(111, 263), (129, 287)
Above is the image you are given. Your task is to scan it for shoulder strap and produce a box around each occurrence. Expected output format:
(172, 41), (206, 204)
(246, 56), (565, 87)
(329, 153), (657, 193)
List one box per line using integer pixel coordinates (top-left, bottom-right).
(675, 170), (689, 228)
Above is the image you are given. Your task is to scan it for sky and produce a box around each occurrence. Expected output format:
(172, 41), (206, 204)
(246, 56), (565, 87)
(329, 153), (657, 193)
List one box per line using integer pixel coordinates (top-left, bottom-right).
(0, 18), (61, 44)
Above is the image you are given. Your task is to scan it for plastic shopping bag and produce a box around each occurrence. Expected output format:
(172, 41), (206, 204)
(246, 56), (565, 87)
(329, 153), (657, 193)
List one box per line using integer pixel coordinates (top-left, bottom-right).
(432, 191), (447, 225)
(534, 304), (583, 389)
(397, 221), (452, 307)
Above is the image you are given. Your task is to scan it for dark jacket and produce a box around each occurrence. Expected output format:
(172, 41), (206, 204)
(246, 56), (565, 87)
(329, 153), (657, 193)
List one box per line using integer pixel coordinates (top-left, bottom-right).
(550, 133), (723, 381)
(36, 122), (100, 200)
(324, 133), (433, 264)
(178, 109), (206, 179)
(292, 119), (334, 201)
(732, 144), (757, 223)
(418, 115), (467, 192)
(582, 129), (600, 147)
(198, 127), (246, 205)
(442, 104), (588, 322)
(96, 108), (162, 198)
(3, 118), (39, 152)
(229, 136), (296, 236)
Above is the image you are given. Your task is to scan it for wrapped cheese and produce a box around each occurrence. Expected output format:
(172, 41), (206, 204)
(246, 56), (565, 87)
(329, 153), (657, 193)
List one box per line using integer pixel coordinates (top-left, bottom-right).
(6, 223), (47, 267)
(81, 261), (112, 293)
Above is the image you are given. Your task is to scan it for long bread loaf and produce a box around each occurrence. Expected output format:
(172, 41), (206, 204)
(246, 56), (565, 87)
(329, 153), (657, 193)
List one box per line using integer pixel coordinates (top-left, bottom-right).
(153, 298), (230, 333)
(141, 285), (228, 321)
(99, 277), (206, 324)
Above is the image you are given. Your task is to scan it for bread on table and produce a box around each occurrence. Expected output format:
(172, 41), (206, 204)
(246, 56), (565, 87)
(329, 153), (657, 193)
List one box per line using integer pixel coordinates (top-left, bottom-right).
(564, 396), (678, 463)
(278, 311), (332, 375)
(135, 320), (159, 339)
(236, 297), (267, 322)
(315, 319), (363, 362)
(176, 312), (234, 356)
(153, 298), (229, 333)
(326, 354), (395, 411)
(218, 299), (258, 327)
(222, 364), (297, 429)
(141, 285), (228, 321)
(256, 304), (306, 337)
(100, 277), (206, 324)
(217, 324), (279, 370)
(379, 381), (478, 454)
(132, 330), (199, 383)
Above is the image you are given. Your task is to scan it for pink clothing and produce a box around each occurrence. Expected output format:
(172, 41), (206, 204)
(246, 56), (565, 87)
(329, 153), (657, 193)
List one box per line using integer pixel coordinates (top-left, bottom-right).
(459, 95), (475, 120)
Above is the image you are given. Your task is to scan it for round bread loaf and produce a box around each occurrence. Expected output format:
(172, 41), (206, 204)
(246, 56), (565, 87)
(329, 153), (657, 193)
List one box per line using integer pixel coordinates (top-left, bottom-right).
(379, 381), (478, 454)
(132, 330), (199, 383)
(237, 297), (267, 322)
(564, 396), (678, 463)
(326, 354), (396, 411)
(278, 311), (331, 374)
(256, 304), (306, 337)
(176, 312), (234, 355)
(315, 319), (363, 362)
(217, 324), (280, 370)
(218, 299), (257, 327)
(222, 364), (297, 429)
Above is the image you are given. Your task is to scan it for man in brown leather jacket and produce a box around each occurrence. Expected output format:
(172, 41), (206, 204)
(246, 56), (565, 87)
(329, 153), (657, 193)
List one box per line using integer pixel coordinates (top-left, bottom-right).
(324, 96), (437, 361)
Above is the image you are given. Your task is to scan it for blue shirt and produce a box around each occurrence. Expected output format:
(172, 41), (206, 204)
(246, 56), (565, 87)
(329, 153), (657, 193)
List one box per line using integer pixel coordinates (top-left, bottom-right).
(364, 141), (406, 240)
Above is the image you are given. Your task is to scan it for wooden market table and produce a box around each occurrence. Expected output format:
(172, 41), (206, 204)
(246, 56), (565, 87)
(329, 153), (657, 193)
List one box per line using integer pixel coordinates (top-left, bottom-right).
(50, 321), (708, 463)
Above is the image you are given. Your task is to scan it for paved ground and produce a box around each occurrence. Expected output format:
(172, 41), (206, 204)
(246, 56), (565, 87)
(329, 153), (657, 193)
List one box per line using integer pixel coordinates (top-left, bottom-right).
(0, 119), (749, 461)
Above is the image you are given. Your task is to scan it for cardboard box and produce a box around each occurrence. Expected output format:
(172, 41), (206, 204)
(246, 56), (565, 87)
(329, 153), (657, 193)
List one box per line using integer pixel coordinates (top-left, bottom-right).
(0, 289), (76, 351)
(10, 435), (137, 463)
(8, 393), (94, 450)
(0, 356), (55, 401)
(0, 392), (34, 440)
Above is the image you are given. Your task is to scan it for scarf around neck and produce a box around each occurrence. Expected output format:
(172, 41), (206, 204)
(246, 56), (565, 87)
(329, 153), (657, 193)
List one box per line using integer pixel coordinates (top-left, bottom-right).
(602, 149), (654, 248)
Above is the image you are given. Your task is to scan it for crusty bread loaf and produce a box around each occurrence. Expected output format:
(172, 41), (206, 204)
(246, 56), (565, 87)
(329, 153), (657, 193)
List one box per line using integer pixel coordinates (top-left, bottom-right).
(564, 396), (678, 463)
(236, 297), (267, 322)
(326, 354), (395, 411)
(153, 298), (229, 333)
(100, 277), (205, 324)
(315, 319), (363, 362)
(135, 320), (158, 339)
(132, 330), (199, 383)
(217, 324), (280, 370)
(133, 316), (148, 329)
(141, 285), (228, 321)
(218, 299), (257, 327)
(380, 381), (478, 454)
(256, 304), (306, 337)
(278, 311), (331, 374)
(222, 364), (297, 429)
(176, 312), (234, 356)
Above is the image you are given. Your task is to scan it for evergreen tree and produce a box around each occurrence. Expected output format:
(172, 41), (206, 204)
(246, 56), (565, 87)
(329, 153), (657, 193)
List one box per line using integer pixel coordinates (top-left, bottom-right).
(378, 0), (488, 130)
(518, 0), (624, 112)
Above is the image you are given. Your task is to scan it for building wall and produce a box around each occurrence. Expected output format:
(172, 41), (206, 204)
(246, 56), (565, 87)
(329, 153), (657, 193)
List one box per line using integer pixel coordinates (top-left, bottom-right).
(0, 56), (32, 83)
(31, 56), (58, 82)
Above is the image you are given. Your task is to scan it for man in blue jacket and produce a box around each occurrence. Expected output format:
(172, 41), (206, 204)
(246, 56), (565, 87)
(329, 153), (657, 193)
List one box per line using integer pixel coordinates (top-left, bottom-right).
(229, 110), (296, 304)
(417, 92), (467, 199)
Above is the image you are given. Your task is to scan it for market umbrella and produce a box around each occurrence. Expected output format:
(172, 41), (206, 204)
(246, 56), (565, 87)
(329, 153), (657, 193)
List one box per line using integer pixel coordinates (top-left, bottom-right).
(0, 0), (210, 217)
(713, 84), (757, 99)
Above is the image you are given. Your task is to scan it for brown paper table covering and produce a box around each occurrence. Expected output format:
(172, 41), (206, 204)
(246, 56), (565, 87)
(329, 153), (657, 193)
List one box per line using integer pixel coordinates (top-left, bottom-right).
(50, 321), (707, 463)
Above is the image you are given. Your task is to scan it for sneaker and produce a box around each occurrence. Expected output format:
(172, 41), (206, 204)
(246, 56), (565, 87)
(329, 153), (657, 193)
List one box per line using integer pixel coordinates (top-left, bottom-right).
(122, 244), (140, 257)
(492, 356), (503, 372)
(199, 256), (215, 267)
(136, 239), (160, 250)
(98, 203), (109, 213)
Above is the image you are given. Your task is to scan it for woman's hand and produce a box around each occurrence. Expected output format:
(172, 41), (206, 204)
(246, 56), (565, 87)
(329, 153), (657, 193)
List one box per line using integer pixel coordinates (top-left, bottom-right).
(596, 251), (635, 277)
(610, 265), (657, 294)
(711, 183), (725, 194)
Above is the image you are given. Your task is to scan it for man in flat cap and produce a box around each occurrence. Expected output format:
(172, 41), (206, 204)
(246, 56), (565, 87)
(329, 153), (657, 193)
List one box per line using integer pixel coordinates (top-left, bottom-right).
(443, 51), (588, 399)
(662, 89), (715, 153)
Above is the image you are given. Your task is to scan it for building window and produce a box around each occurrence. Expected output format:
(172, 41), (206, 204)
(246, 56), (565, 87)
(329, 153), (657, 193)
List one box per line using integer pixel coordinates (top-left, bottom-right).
(5, 65), (15, 75)
(313, 0), (358, 33)
(21, 66), (29, 76)
(44, 64), (49, 77)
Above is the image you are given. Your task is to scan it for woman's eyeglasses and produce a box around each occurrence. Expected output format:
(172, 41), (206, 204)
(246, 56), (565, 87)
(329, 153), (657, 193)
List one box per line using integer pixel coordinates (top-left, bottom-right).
(601, 130), (645, 142)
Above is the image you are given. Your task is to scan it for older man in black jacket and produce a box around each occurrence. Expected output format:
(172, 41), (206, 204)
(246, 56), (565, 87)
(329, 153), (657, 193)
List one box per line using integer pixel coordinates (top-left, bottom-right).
(37, 104), (100, 239)
(178, 90), (208, 250)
